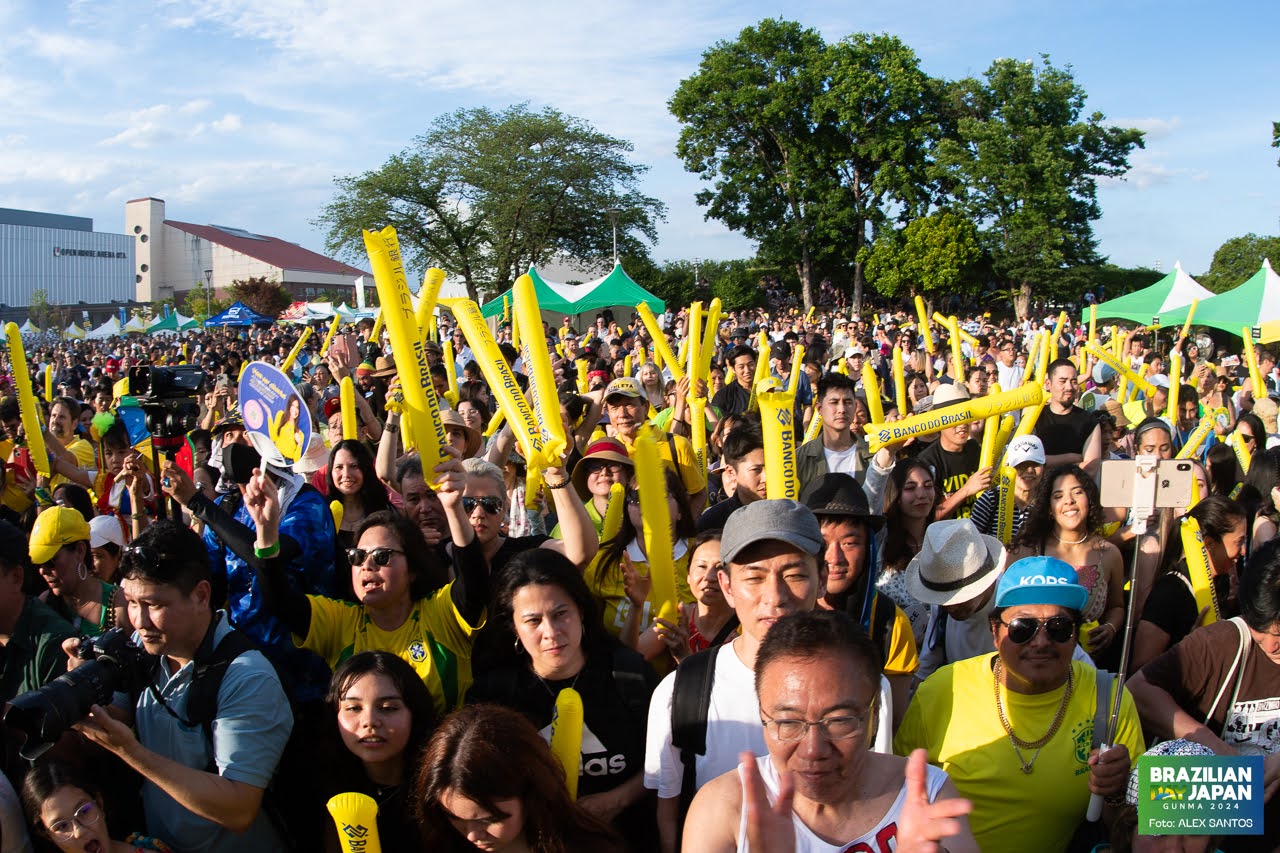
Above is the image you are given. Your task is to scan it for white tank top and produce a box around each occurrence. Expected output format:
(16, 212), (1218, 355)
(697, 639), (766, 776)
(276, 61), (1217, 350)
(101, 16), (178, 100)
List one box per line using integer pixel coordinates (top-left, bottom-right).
(735, 755), (949, 853)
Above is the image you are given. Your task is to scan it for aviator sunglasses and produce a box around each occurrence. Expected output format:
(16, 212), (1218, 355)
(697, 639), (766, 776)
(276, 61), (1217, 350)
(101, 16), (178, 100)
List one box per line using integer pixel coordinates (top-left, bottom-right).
(997, 615), (1078, 645)
(462, 496), (503, 516)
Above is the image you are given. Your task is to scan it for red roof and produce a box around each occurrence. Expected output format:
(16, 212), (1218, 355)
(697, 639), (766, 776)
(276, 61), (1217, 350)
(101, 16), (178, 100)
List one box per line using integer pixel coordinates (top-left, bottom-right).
(165, 220), (368, 277)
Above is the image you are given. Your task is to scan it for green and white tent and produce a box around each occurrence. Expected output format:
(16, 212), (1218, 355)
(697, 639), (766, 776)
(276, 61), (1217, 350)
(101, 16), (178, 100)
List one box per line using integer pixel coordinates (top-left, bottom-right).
(1086, 262), (1212, 325)
(1162, 259), (1280, 336)
(479, 263), (664, 322)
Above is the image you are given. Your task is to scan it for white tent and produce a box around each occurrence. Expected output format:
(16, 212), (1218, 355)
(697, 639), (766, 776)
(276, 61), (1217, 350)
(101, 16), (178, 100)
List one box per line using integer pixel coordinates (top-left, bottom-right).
(18, 319), (40, 335)
(123, 313), (149, 333)
(64, 323), (86, 339)
(86, 316), (122, 339)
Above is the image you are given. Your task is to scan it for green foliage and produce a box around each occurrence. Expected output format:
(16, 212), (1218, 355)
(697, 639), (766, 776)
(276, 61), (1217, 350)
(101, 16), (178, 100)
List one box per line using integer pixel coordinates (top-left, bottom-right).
(862, 211), (981, 299)
(933, 57), (1144, 318)
(1087, 263), (1162, 299)
(1199, 234), (1280, 293)
(181, 283), (227, 322)
(316, 104), (665, 303)
(1274, 121), (1279, 166)
(27, 288), (50, 328)
(230, 276), (291, 319)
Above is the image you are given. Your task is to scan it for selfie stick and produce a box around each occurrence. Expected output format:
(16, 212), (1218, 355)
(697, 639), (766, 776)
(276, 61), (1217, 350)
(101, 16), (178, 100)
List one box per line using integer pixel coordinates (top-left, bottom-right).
(1086, 456), (1158, 822)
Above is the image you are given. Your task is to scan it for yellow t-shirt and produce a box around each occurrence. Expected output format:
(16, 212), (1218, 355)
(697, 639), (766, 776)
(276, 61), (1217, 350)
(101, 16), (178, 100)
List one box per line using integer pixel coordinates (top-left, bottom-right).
(300, 586), (482, 716)
(882, 602), (919, 677)
(615, 423), (708, 499)
(894, 654), (1144, 853)
(0, 439), (32, 514)
(585, 538), (695, 640)
(52, 436), (95, 490)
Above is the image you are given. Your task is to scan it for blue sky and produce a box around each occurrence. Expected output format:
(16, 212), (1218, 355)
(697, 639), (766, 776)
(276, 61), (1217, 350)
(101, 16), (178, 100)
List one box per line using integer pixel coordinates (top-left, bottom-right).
(1, 0), (1276, 283)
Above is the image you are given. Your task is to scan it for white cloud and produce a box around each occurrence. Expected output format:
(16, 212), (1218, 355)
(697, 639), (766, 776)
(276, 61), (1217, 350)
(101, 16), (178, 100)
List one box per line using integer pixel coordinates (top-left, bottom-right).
(209, 113), (242, 133)
(1112, 116), (1183, 139)
(22, 30), (117, 63)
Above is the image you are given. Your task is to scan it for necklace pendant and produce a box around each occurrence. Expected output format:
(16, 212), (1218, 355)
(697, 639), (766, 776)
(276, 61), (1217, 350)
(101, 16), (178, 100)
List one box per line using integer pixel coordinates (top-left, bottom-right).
(1021, 763), (1033, 775)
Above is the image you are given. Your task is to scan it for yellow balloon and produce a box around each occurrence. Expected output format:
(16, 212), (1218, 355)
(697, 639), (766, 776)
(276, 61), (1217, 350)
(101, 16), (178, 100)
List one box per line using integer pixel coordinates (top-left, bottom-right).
(995, 465), (1016, 545)
(788, 345), (806, 395)
(329, 500), (344, 534)
(549, 687), (584, 799)
(1177, 415), (1216, 460)
(1180, 299), (1199, 339)
(861, 362), (883, 425)
(525, 465), (544, 511)
(979, 414), (999, 471)
(804, 411), (824, 444)
(1243, 326), (1266, 402)
(636, 302), (683, 381)
(416, 268), (445, 337)
(575, 358), (588, 395)
(757, 381), (799, 500)
(326, 792), (382, 853)
(687, 301), (702, 396)
(634, 431), (679, 624)
(320, 315), (341, 357)
(699, 298), (722, 381)
(892, 344), (906, 414)
(1229, 429), (1252, 474)
(483, 407), (506, 439)
(1165, 353), (1182, 420)
(1180, 516), (1218, 626)
(689, 396), (708, 476)
(600, 482), (625, 543)
(515, 274), (569, 467)
(914, 295), (935, 353)
(4, 324), (50, 475)
(864, 384), (1044, 454)
(1085, 343), (1157, 397)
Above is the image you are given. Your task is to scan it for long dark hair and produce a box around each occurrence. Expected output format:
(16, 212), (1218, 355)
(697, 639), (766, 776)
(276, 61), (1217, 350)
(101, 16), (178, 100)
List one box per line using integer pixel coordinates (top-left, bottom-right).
(881, 458), (941, 574)
(328, 439), (390, 515)
(324, 652), (437, 793)
(1158, 495), (1247, 577)
(1237, 446), (1280, 524)
(1012, 464), (1103, 553)
(413, 704), (624, 853)
(355, 509), (448, 597)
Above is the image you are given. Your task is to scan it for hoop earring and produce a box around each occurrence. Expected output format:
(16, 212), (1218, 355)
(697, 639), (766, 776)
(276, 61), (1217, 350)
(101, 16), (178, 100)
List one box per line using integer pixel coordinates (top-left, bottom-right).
(78, 562), (88, 581)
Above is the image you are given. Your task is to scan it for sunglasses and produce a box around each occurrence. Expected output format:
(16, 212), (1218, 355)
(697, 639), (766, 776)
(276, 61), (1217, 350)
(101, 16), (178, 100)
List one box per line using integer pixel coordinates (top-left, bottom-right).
(123, 544), (179, 565)
(998, 615), (1078, 645)
(462, 496), (503, 516)
(345, 547), (404, 567)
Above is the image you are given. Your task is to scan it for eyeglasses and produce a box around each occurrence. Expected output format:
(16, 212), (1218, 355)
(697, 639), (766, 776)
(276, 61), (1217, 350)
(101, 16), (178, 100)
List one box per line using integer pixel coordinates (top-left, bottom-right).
(47, 800), (101, 840)
(123, 544), (178, 565)
(462, 496), (503, 516)
(345, 547), (404, 567)
(998, 615), (1078, 645)
(761, 709), (867, 742)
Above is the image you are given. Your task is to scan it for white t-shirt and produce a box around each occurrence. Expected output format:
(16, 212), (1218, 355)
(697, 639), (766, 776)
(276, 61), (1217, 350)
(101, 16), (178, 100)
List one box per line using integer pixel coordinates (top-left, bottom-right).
(824, 443), (861, 476)
(736, 754), (948, 853)
(645, 642), (764, 798)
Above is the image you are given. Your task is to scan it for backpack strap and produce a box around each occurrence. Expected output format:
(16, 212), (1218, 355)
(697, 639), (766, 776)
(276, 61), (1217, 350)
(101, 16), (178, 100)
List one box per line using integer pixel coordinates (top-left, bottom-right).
(610, 646), (651, 720)
(1091, 667), (1113, 750)
(671, 645), (721, 833)
(707, 614), (740, 648)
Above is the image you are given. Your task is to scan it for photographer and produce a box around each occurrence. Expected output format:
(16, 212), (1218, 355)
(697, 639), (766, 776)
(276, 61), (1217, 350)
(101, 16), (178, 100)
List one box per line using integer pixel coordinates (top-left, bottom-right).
(66, 520), (293, 853)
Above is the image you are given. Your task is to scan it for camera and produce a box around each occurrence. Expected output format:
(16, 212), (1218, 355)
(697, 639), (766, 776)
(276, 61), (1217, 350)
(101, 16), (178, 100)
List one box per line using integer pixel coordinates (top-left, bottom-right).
(129, 365), (207, 450)
(2, 628), (151, 760)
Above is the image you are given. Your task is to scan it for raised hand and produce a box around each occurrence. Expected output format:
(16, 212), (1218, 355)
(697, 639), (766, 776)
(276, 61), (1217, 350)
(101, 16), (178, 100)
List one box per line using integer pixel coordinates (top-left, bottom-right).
(895, 749), (973, 852)
(243, 468), (281, 546)
(739, 750), (795, 853)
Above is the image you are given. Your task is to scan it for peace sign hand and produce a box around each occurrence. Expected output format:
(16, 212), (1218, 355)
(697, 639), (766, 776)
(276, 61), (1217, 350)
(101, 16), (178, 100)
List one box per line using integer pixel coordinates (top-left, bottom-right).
(895, 749), (974, 852)
(740, 751), (795, 853)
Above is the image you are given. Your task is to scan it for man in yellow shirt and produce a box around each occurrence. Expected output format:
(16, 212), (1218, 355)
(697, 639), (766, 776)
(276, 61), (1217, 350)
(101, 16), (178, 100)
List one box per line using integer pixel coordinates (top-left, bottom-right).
(46, 396), (94, 489)
(604, 378), (707, 514)
(895, 556), (1143, 853)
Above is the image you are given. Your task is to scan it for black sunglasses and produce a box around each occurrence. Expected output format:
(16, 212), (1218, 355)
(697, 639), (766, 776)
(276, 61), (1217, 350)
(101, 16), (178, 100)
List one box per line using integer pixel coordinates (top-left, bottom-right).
(998, 615), (1077, 645)
(462, 496), (503, 516)
(123, 544), (178, 565)
(345, 547), (404, 567)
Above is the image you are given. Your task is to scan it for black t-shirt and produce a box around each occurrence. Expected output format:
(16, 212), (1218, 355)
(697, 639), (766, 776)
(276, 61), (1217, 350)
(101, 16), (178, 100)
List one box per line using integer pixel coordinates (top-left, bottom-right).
(917, 439), (981, 518)
(1141, 564), (1235, 647)
(1035, 405), (1095, 457)
(697, 493), (744, 532)
(711, 381), (752, 416)
(490, 534), (551, 582)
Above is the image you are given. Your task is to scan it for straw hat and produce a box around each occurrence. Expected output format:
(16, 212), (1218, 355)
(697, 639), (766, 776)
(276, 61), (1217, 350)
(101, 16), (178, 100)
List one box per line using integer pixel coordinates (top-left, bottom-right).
(570, 437), (633, 499)
(438, 409), (482, 458)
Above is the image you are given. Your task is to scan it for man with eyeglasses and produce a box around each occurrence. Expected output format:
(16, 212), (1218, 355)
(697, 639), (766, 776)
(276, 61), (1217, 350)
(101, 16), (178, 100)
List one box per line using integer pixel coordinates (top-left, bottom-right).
(994, 337), (1023, 391)
(896, 556), (1143, 853)
(683, 609), (979, 853)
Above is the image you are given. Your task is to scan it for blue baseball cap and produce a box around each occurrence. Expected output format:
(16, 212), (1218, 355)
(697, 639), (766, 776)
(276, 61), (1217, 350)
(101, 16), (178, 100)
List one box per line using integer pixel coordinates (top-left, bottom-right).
(994, 556), (1088, 612)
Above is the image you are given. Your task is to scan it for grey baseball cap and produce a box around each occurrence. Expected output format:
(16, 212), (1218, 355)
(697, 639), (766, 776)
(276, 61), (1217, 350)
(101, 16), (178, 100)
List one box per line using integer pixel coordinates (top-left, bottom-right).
(720, 499), (825, 564)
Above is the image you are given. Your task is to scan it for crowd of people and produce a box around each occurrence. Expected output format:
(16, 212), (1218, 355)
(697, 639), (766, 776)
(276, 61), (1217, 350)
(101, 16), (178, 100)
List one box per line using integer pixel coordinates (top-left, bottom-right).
(0, 289), (1277, 853)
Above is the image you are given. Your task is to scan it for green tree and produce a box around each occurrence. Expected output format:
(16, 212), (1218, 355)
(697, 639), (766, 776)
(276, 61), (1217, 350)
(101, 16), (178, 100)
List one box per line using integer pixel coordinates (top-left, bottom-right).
(27, 288), (50, 329)
(230, 276), (291, 319)
(862, 211), (982, 306)
(1273, 121), (1279, 166)
(317, 104), (665, 303)
(1199, 233), (1280, 293)
(934, 57), (1143, 319)
(182, 282), (228, 322)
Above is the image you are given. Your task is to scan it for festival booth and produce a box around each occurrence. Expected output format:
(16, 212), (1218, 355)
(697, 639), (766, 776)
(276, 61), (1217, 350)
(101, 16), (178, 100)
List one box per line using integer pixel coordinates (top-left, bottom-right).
(478, 263), (665, 330)
(204, 301), (274, 327)
(86, 316), (122, 339)
(1086, 262), (1211, 325)
(18, 320), (40, 335)
(148, 311), (199, 335)
(1160, 259), (1280, 339)
(63, 323), (86, 340)
(123, 314), (150, 334)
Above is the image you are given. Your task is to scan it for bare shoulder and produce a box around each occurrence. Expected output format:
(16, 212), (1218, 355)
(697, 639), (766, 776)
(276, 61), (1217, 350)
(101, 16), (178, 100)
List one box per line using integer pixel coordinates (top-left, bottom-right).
(682, 768), (744, 853)
(1090, 536), (1121, 562)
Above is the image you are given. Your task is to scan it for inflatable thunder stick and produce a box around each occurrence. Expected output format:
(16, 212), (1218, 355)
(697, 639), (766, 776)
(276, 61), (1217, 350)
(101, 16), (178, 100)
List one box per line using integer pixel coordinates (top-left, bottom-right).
(788, 345), (806, 395)
(892, 345), (907, 414)
(502, 294), (510, 325)
(749, 333), (772, 411)
(454, 299), (545, 467)
(320, 315), (341, 357)
(1177, 416), (1216, 460)
(995, 465), (1016, 546)
(700, 298), (722, 380)
(689, 396), (708, 476)
(804, 412), (824, 444)
(525, 465), (544, 511)
(510, 306), (520, 352)
(575, 358), (589, 395)
(990, 413), (1016, 466)
(415, 268), (445, 338)
(946, 316), (965, 378)
(549, 688), (585, 799)
(441, 340), (460, 407)
(1243, 327), (1266, 403)
(914, 296), (935, 353)
(1180, 516), (1219, 625)
(483, 407), (506, 439)
(1033, 329), (1050, 384)
(757, 382), (799, 500)
(636, 303), (683, 381)
(339, 377), (358, 441)
(514, 275), (569, 467)
(369, 308), (385, 348)
(1012, 391), (1046, 440)
(634, 432), (680, 624)
(687, 302), (702, 396)
(1229, 429), (1253, 474)
(600, 482), (625, 542)
(329, 500), (344, 535)
(326, 792), (382, 853)
(1180, 299), (1199, 339)
(1088, 305), (1097, 352)
(806, 305), (816, 324)
(1164, 353), (1182, 421)
(280, 326), (313, 373)
(1085, 344), (1157, 397)
(362, 228), (450, 481)
(4, 324), (50, 475)
(979, 413), (999, 471)
(637, 344), (646, 366)
(864, 384), (1044, 455)
(861, 363), (883, 424)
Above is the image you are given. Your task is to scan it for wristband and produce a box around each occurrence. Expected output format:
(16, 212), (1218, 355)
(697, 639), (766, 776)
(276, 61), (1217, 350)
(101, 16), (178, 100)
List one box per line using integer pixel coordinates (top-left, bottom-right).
(546, 477), (571, 490)
(254, 542), (281, 559)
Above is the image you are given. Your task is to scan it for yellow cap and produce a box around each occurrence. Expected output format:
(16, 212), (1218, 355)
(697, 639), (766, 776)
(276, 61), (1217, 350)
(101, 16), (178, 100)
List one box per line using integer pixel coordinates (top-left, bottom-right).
(29, 506), (91, 565)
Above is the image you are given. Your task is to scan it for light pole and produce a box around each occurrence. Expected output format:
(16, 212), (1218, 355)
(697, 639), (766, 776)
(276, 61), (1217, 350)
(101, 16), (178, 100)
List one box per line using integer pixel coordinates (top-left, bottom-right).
(204, 268), (213, 320)
(605, 208), (623, 265)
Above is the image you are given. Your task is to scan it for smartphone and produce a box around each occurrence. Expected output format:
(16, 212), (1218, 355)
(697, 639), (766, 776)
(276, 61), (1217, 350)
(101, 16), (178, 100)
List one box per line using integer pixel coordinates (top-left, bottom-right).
(1099, 459), (1194, 510)
(11, 446), (33, 483)
(216, 374), (230, 391)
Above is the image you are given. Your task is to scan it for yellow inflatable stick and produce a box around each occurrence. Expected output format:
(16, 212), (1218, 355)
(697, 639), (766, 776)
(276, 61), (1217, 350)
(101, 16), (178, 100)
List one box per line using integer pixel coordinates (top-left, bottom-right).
(44, 359), (53, 402)
(1177, 415), (1216, 460)
(634, 432), (680, 624)
(369, 307), (384, 347)
(1034, 329), (1050, 384)
(525, 465), (544, 511)
(1051, 311), (1068, 363)
(757, 381), (799, 500)
(415, 268), (445, 339)
(748, 332), (772, 411)
(623, 354), (632, 377)
(979, 413), (999, 471)
(1109, 325), (1121, 359)
(1229, 429), (1252, 474)
(441, 340), (460, 407)
(600, 482), (625, 543)
(320, 315), (341, 357)
(996, 465), (1016, 545)
(339, 377), (357, 441)
(510, 306), (520, 352)
(400, 408), (417, 453)
(806, 305), (816, 324)
(990, 413), (1016, 465)
(483, 407), (506, 439)
(238, 360), (248, 382)
(637, 303), (683, 381)
(861, 362), (883, 424)
(329, 500), (344, 534)
(1180, 299), (1199, 339)
(549, 688), (584, 799)
(864, 384), (1044, 455)
(454, 299), (544, 467)
(932, 313), (980, 351)
(514, 274), (569, 468)
(892, 345), (906, 415)
(689, 396), (708, 476)
(788, 345), (806, 395)
(1012, 393), (1046, 440)
(4, 324), (50, 475)
(835, 357), (849, 377)
(1243, 326), (1266, 402)
(502, 294), (511, 325)
(914, 295), (935, 353)
(804, 412), (824, 444)
(182, 343), (189, 363)
(362, 228), (450, 482)
(1087, 305), (1097, 354)
(652, 339), (664, 373)
(687, 302), (702, 396)
(326, 792), (382, 853)
(700, 299), (722, 381)
(676, 338), (689, 377)
(1085, 343), (1157, 397)
(575, 358), (588, 395)
(1165, 353), (1182, 420)
(1180, 516), (1219, 626)
(1021, 334), (1042, 386)
(280, 326), (313, 373)
(946, 316), (965, 378)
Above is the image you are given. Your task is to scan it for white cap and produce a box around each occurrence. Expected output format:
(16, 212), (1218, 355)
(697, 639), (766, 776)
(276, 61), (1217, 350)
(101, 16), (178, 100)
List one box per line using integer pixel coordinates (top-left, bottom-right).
(1005, 435), (1046, 468)
(89, 515), (127, 550)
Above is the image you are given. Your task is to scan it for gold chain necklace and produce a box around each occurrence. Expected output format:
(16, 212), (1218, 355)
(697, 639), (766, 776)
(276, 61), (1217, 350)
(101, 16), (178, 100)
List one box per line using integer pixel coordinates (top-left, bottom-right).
(992, 658), (1074, 774)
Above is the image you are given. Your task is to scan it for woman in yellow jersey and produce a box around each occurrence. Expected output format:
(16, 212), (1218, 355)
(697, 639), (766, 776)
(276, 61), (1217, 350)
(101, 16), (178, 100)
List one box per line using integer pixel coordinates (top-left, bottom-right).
(243, 446), (487, 716)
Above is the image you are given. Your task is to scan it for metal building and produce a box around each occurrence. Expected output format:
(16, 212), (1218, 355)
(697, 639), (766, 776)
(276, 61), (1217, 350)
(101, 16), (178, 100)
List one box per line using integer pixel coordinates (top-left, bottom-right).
(0, 208), (135, 309)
